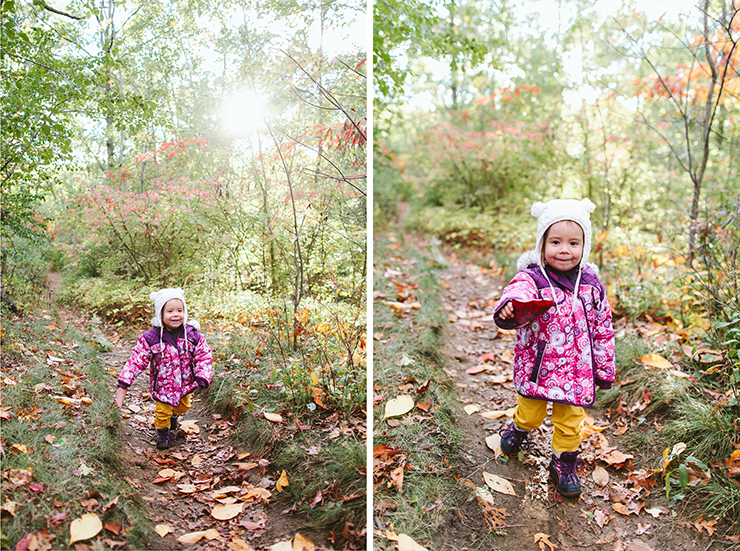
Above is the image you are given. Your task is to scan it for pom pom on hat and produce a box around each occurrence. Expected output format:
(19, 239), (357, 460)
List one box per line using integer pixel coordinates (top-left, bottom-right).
(150, 287), (188, 328)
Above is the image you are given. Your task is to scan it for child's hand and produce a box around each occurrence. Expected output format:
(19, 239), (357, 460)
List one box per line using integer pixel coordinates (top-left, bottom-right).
(498, 301), (515, 320)
(115, 386), (127, 408)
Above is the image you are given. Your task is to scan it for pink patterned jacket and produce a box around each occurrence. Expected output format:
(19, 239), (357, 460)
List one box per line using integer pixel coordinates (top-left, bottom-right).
(118, 324), (213, 407)
(494, 260), (615, 407)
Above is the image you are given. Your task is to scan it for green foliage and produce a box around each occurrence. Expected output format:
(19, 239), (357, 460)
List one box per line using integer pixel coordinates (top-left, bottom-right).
(0, 234), (52, 310)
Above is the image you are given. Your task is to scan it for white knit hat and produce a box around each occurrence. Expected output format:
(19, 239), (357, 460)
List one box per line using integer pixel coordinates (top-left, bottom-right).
(532, 198), (596, 267)
(150, 288), (188, 328)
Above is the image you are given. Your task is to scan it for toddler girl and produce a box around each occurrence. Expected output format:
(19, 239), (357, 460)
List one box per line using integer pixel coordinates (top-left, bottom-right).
(493, 198), (615, 497)
(115, 288), (213, 449)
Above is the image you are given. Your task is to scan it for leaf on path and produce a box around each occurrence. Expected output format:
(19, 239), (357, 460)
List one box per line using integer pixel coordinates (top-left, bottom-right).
(266, 540), (293, 551)
(593, 508), (609, 528)
(178, 531), (207, 544)
(644, 507), (664, 518)
(485, 434), (503, 458)
(104, 521), (121, 535)
(180, 420), (200, 434)
(155, 524), (174, 537)
(612, 503), (632, 516)
(211, 502), (244, 520)
(264, 412), (283, 423)
(228, 537), (254, 551)
(177, 484), (198, 494)
(592, 465), (609, 487)
(276, 470), (289, 492)
(384, 395), (414, 420)
(463, 404), (480, 415)
(482, 472), (516, 496)
(625, 540), (655, 551)
(479, 409), (513, 419)
(69, 513), (103, 544)
(636, 523), (651, 535)
(397, 533), (429, 551)
(466, 364), (491, 374)
(640, 354), (672, 369)
(203, 529), (220, 540)
(533, 533), (556, 551)
(293, 533), (315, 550)
(694, 516), (718, 535)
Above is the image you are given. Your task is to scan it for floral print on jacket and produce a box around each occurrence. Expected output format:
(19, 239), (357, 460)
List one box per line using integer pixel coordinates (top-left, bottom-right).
(118, 324), (213, 407)
(494, 263), (615, 407)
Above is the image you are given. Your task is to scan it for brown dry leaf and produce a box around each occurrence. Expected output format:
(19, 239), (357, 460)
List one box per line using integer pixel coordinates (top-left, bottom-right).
(229, 537), (254, 551)
(212, 502), (244, 520)
(276, 470), (289, 492)
(612, 503), (631, 516)
(264, 412), (283, 423)
(482, 472), (516, 496)
(191, 454), (203, 466)
(640, 354), (672, 369)
(178, 531), (207, 544)
(627, 540), (655, 551)
(203, 528), (220, 540)
(390, 465), (404, 493)
(397, 533), (429, 551)
(155, 525), (174, 538)
(534, 533), (557, 551)
(292, 533), (315, 550)
(593, 508), (609, 528)
(384, 395), (414, 420)
(69, 513), (103, 544)
(177, 484), (198, 494)
(180, 420), (200, 434)
(592, 465), (609, 487)
(463, 404), (480, 415)
(694, 516), (718, 535)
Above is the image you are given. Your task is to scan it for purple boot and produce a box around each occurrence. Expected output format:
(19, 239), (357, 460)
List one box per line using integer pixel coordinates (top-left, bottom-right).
(156, 427), (174, 449)
(499, 422), (529, 455)
(549, 451), (582, 497)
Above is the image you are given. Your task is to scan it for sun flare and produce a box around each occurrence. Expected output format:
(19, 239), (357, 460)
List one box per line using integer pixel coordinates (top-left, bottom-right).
(220, 90), (268, 137)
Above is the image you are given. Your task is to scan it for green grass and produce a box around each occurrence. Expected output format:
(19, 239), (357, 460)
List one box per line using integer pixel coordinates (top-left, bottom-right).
(372, 234), (498, 551)
(0, 312), (151, 550)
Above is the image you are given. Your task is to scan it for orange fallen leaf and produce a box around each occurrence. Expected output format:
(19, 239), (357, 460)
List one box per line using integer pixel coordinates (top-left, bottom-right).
(293, 533), (315, 551)
(178, 531), (207, 544)
(69, 513), (103, 544)
(534, 533), (556, 551)
(640, 354), (672, 369)
(228, 536), (253, 550)
(592, 465), (609, 487)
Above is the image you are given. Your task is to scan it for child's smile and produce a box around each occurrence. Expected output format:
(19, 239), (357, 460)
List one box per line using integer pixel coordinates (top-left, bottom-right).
(162, 299), (185, 331)
(543, 221), (584, 272)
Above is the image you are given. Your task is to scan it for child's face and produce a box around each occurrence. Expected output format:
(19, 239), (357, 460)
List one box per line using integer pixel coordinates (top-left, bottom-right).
(162, 299), (184, 331)
(543, 221), (584, 271)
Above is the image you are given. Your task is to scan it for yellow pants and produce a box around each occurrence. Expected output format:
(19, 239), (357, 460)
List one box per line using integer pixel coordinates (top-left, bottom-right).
(154, 394), (192, 429)
(513, 395), (584, 453)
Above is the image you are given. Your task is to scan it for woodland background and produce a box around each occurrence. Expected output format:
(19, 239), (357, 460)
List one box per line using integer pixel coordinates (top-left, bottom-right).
(1, 0), (367, 548)
(373, 0), (740, 548)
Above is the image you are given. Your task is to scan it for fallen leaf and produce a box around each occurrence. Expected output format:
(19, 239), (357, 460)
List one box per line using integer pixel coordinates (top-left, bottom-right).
(276, 470), (289, 492)
(266, 540), (293, 551)
(640, 354), (672, 369)
(211, 502), (244, 520)
(592, 465), (609, 487)
(397, 533), (429, 551)
(612, 503), (631, 516)
(534, 533), (556, 551)
(178, 531), (207, 544)
(644, 507), (664, 518)
(482, 472), (516, 496)
(69, 513), (103, 544)
(177, 484), (198, 494)
(485, 434), (503, 458)
(104, 521), (121, 535)
(203, 528), (220, 540)
(479, 410), (508, 420)
(384, 395), (414, 420)
(155, 525), (174, 537)
(292, 533), (315, 550)
(463, 404), (480, 415)
(264, 412), (283, 423)
(229, 537), (253, 551)
(180, 420), (200, 434)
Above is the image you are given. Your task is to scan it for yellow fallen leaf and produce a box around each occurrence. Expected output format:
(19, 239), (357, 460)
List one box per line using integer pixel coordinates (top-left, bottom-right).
(158, 468), (177, 479)
(264, 412), (283, 423)
(479, 410), (508, 420)
(211, 502), (244, 520)
(155, 524), (174, 538)
(266, 541), (293, 551)
(384, 395), (414, 420)
(292, 533), (315, 550)
(463, 404), (480, 415)
(485, 434), (503, 458)
(177, 484), (198, 494)
(276, 469), (289, 492)
(69, 513), (103, 544)
(229, 537), (253, 551)
(178, 531), (207, 544)
(482, 472), (517, 496)
(640, 354), (672, 369)
(612, 503), (631, 516)
(397, 533), (429, 551)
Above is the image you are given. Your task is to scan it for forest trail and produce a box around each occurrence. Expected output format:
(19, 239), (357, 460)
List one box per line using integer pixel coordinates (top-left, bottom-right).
(42, 275), (330, 551)
(432, 245), (725, 551)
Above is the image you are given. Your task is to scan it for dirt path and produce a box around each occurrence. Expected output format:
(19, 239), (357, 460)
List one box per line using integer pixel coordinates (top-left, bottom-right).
(435, 249), (724, 551)
(43, 274), (328, 551)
